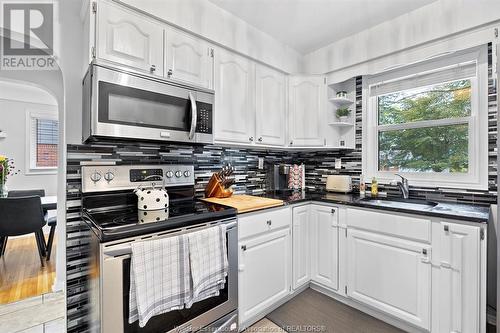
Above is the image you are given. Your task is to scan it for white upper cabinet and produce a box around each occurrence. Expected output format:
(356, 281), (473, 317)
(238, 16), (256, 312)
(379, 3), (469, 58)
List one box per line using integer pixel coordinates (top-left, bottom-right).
(292, 205), (310, 289)
(214, 48), (255, 144)
(255, 65), (286, 146)
(165, 28), (214, 89)
(288, 76), (326, 147)
(435, 222), (482, 333)
(347, 228), (431, 330)
(310, 205), (339, 290)
(96, 0), (164, 76)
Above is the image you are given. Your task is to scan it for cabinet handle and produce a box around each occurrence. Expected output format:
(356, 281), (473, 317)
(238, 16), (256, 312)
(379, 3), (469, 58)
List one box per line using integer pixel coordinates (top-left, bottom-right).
(290, 140), (293, 145)
(167, 69), (173, 77)
(249, 137), (254, 142)
(444, 225), (449, 232)
(241, 245), (247, 251)
(267, 220), (272, 226)
(150, 65), (156, 73)
(258, 137), (263, 142)
(440, 261), (452, 269)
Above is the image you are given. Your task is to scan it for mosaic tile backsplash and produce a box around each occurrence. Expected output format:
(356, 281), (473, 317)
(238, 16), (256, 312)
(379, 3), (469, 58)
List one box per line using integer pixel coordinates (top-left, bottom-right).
(66, 45), (497, 332)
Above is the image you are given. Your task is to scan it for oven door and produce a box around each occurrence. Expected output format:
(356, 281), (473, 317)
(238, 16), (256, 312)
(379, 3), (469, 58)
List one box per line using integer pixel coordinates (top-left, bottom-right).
(89, 65), (213, 144)
(100, 220), (238, 333)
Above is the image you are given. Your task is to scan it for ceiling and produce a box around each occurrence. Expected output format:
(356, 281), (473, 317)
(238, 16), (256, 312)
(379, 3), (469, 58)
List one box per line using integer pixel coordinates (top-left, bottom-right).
(208, 0), (438, 54)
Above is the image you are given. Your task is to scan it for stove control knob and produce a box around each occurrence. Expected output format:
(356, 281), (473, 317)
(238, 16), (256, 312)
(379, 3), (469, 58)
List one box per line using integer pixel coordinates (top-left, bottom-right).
(90, 171), (102, 183)
(165, 171), (174, 178)
(175, 170), (182, 178)
(104, 171), (115, 182)
(184, 170), (191, 177)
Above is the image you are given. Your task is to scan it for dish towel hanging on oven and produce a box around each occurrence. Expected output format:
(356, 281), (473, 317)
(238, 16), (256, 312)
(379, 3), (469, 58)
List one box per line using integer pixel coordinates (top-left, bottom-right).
(128, 234), (191, 328)
(186, 224), (228, 307)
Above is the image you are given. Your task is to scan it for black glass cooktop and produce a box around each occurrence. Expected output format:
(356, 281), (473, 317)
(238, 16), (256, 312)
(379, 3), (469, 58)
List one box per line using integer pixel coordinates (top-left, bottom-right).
(82, 196), (237, 242)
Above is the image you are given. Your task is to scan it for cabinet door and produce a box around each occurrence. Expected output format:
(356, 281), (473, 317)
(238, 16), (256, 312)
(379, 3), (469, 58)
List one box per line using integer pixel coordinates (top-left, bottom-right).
(214, 49), (255, 144)
(347, 229), (431, 330)
(97, 0), (164, 75)
(239, 228), (291, 326)
(292, 205), (310, 289)
(310, 205), (339, 290)
(165, 28), (214, 89)
(255, 65), (286, 146)
(436, 222), (481, 333)
(288, 76), (326, 147)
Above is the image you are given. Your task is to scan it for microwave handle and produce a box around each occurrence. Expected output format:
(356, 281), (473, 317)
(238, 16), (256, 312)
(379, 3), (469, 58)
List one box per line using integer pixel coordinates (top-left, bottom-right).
(188, 92), (197, 140)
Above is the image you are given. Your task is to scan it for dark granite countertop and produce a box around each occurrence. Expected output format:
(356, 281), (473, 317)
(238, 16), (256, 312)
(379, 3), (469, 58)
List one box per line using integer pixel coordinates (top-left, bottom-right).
(258, 190), (490, 223)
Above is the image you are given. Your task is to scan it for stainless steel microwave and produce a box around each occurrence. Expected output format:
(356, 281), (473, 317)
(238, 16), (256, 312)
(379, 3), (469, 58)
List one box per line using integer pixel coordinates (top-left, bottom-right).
(82, 64), (214, 144)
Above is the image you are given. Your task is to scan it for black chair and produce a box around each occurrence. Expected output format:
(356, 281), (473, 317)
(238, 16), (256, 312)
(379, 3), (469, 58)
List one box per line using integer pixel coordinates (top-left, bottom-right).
(7, 189), (57, 259)
(0, 196), (47, 266)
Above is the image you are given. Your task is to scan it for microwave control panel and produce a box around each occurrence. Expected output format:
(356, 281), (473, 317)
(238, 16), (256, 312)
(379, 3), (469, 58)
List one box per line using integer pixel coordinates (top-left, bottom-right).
(196, 102), (212, 134)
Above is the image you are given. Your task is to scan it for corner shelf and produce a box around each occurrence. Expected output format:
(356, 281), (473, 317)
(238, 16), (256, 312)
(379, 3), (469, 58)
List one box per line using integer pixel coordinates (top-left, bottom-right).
(329, 97), (354, 106)
(328, 122), (354, 127)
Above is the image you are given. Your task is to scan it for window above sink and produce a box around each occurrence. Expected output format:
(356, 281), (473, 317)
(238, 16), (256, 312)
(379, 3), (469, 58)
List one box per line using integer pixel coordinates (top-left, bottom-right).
(363, 45), (489, 190)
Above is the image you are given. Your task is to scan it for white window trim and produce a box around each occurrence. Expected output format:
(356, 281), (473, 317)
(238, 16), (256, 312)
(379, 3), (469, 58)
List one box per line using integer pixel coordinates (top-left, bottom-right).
(26, 110), (58, 175)
(362, 45), (489, 190)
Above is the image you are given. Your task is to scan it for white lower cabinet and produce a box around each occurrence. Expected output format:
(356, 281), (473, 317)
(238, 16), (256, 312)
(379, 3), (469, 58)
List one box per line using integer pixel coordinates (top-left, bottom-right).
(309, 205), (339, 291)
(434, 221), (482, 333)
(346, 228), (432, 330)
(239, 204), (485, 333)
(238, 208), (291, 328)
(292, 205), (310, 289)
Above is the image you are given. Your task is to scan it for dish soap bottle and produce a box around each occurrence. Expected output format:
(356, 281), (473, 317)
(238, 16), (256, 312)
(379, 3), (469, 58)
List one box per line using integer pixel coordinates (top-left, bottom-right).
(359, 175), (366, 198)
(371, 177), (378, 197)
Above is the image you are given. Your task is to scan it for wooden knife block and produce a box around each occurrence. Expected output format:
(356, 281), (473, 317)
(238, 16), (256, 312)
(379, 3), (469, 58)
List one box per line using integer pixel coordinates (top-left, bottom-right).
(205, 173), (234, 198)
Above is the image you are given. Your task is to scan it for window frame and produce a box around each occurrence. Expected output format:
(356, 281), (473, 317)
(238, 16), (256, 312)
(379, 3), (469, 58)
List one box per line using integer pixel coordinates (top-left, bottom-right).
(362, 46), (489, 190)
(26, 110), (59, 175)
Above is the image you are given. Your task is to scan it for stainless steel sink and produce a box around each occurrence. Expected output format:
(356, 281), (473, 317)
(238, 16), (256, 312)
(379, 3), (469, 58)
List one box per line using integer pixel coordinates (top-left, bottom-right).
(359, 198), (438, 210)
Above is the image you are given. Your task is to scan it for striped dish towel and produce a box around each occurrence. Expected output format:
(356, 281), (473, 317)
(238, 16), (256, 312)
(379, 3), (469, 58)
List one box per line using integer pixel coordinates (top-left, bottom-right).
(128, 234), (191, 328)
(186, 224), (228, 307)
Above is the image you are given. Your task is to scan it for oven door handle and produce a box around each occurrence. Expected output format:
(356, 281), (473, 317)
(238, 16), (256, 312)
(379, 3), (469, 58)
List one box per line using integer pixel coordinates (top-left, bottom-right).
(188, 92), (197, 140)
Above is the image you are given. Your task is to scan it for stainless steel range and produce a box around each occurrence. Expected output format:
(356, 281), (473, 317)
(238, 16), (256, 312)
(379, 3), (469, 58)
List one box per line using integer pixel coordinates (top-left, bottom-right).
(81, 164), (238, 333)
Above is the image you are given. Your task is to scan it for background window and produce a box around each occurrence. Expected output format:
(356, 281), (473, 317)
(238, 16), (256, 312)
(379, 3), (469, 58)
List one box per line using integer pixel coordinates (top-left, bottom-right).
(363, 46), (488, 190)
(35, 119), (58, 168)
(377, 79), (471, 174)
(28, 112), (58, 172)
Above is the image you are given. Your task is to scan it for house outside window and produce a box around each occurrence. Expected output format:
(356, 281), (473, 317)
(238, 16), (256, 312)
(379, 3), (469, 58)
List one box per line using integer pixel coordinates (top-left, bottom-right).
(27, 111), (58, 173)
(363, 46), (488, 190)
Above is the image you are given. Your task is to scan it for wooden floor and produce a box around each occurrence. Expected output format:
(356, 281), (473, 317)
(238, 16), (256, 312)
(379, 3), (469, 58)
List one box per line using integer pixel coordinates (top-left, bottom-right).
(266, 288), (405, 333)
(0, 235), (56, 305)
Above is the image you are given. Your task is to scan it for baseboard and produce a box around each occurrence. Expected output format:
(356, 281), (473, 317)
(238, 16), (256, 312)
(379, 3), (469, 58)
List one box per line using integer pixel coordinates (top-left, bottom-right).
(51, 278), (65, 292)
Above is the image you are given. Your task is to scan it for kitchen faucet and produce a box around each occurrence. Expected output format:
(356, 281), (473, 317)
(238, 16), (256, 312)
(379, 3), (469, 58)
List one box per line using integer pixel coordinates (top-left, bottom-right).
(395, 174), (410, 199)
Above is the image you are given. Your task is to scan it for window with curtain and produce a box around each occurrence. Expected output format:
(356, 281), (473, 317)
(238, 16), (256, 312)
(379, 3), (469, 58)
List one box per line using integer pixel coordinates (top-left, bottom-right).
(363, 46), (488, 189)
(28, 112), (58, 171)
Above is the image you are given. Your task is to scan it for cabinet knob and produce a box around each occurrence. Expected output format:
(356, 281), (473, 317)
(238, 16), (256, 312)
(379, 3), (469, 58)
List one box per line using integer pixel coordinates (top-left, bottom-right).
(249, 136), (254, 142)
(331, 209), (336, 214)
(258, 137), (263, 142)
(444, 225), (449, 232)
(167, 69), (173, 77)
(150, 65), (156, 73)
(267, 220), (272, 226)
(241, 245), (247, 251)
(290, 141), (293, 145)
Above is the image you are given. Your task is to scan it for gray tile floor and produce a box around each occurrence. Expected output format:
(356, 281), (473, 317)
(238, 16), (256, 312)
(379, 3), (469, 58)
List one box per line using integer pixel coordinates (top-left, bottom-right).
(0, 291), (65, 333)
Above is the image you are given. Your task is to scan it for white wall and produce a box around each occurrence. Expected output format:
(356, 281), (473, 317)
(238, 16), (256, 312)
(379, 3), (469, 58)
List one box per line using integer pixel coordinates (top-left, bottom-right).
(0, 83), (58, 196)
(119, 0), (303, 74)
(303, 0), (500, 76)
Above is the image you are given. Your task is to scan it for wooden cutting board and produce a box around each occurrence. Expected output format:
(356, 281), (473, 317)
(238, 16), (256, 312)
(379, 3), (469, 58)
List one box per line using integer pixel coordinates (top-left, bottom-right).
(201, 195), (284, 213)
